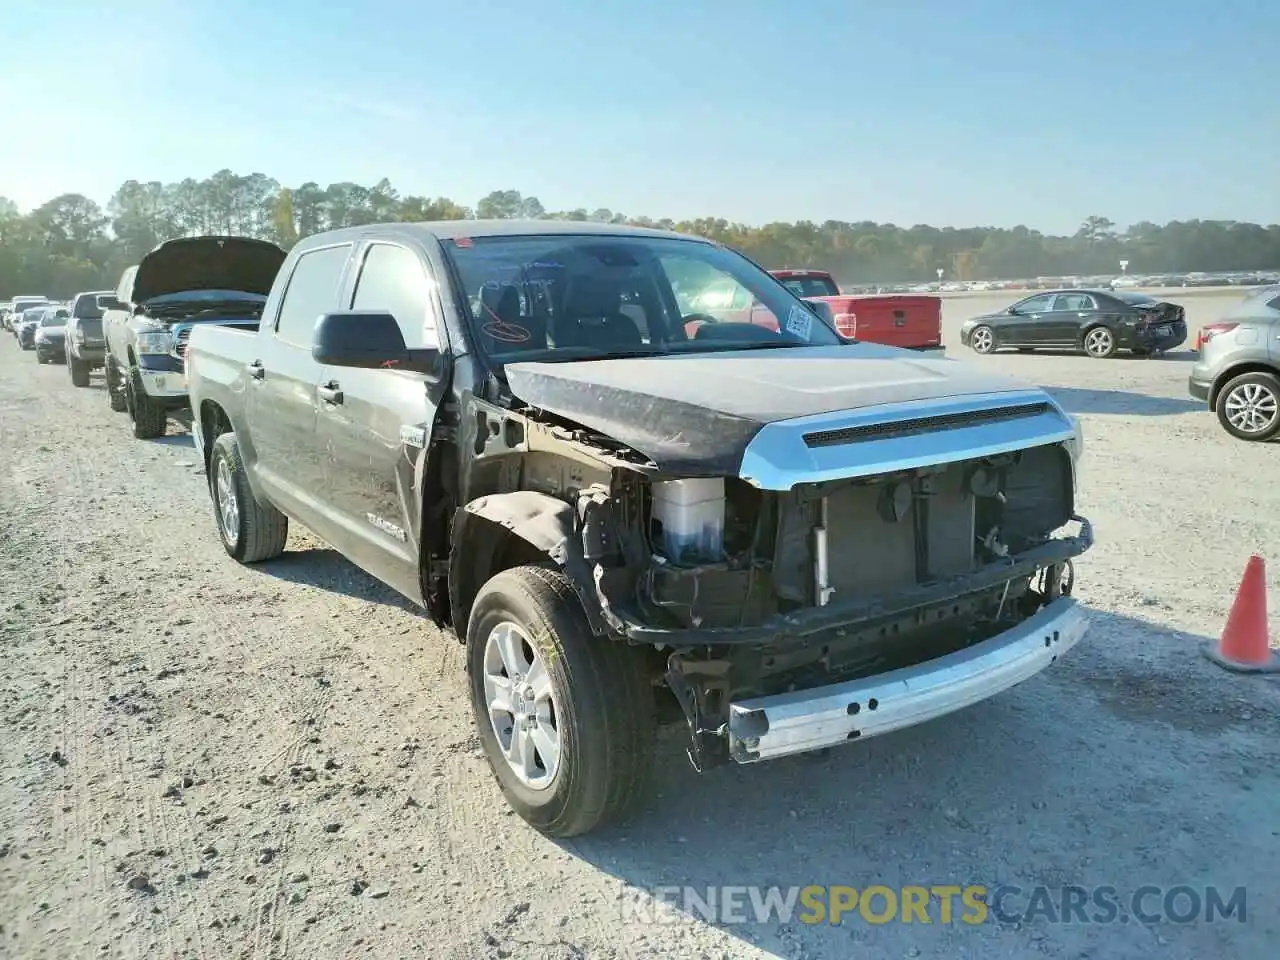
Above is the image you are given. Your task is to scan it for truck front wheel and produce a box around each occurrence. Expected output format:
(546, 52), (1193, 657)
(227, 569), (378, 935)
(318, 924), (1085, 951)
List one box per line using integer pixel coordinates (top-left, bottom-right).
(466, 565), (656, 837)
(104, 356), (128, 411)
(126, 366), (168, 439)
(69, 356), (91, 387)
(209, 432), (289, 563)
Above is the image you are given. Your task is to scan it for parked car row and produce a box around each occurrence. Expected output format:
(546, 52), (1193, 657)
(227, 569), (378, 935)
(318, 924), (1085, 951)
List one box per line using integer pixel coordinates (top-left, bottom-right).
(842, 270), (1280, 295)
(955, 284), (1280, 442)
(2, 291), (115, 386)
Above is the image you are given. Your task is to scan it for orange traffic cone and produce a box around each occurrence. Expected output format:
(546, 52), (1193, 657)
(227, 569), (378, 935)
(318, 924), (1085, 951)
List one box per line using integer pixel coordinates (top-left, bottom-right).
(1202, 555), (1280, 673)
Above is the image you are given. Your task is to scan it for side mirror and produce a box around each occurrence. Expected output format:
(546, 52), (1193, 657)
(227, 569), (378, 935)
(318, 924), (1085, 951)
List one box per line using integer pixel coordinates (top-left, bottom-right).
(312, 311), (440, 375)
(99, 296), (123, 311)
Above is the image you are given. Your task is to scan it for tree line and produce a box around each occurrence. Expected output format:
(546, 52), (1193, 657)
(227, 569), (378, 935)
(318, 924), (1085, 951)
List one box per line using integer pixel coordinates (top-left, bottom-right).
(2, 169), (1278, 298)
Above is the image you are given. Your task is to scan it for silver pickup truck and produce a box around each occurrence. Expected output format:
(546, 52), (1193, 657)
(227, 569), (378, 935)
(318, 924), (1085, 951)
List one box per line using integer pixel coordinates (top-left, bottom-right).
(101, 236), (285, 438)
(186, 220), (1091, 837)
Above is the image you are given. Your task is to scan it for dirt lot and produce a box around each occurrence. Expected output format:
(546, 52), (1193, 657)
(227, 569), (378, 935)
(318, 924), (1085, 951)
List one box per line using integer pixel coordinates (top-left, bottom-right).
(1, 289), (1278, 960)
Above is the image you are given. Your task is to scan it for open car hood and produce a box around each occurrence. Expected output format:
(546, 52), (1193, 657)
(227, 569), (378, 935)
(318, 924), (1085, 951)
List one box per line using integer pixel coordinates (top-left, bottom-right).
(131, 236), (286, 303)
(504, 343), (1033, 474)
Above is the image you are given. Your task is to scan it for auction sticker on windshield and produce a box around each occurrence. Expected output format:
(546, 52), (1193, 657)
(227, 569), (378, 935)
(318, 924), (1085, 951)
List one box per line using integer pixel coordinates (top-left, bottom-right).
(785, 305), (813, 340)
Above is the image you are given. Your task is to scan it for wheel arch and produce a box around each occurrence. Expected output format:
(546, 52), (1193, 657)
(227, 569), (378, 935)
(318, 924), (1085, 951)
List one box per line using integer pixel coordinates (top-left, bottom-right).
(1210, 362), (1280, 410)
(449, 491), (606, 644)
(197, 399), (234, 470)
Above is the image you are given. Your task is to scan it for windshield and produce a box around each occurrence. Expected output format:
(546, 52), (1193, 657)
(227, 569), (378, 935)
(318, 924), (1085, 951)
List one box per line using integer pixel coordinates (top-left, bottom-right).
(40, 312), (67, 327)
(444, 234), (842, 365)
(776, 275), (841, 298)
(74, 294), (107, 319)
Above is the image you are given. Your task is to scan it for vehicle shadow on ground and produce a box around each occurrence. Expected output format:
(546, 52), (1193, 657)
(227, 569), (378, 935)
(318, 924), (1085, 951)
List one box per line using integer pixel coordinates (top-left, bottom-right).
(150, 434), (194, 448)
(561, 607), (1280, 959)
(999, 349), (1198, 363)
(256, 547), (418, 611)
(1043, 387), (1203, 416)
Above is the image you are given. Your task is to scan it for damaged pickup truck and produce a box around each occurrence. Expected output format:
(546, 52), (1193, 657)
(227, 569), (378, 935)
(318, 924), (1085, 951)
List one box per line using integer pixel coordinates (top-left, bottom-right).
(186, 221), (1092, 837)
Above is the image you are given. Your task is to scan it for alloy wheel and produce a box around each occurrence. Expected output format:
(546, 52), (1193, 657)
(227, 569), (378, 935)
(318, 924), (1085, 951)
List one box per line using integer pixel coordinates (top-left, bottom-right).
(482, 620), (560, 790)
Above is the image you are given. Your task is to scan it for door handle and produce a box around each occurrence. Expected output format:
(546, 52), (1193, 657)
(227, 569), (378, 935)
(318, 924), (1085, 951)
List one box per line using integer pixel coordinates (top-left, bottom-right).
(247, 360), (265, 380)
(318, 381), (343, 405)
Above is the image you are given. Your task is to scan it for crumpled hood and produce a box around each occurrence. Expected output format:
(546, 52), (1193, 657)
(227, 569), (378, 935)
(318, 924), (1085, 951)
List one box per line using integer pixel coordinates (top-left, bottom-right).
(131, 236), (286, 303)
(505, 343), (1035, 474)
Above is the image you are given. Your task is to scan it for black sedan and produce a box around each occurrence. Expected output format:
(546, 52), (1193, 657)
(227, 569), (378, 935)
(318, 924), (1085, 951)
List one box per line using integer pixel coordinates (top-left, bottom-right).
(959, 289), (1187, 359)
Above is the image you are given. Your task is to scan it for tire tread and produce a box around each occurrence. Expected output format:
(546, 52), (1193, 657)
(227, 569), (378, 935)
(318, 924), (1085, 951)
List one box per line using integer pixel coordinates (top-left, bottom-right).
(470, 565), (655, 837)
(211, 432), (289, 563)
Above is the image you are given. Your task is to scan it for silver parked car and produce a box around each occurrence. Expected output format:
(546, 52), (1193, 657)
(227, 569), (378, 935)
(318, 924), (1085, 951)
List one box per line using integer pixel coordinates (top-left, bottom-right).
(1188, 285), (1280, 441)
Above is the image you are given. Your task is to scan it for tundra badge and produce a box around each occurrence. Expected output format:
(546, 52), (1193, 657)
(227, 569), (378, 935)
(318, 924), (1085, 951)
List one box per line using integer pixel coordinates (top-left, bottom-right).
(365, 513), (407, 542)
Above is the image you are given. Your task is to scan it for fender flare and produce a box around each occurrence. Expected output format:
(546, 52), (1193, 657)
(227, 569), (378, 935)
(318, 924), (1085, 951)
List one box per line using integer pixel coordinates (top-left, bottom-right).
(448, 491), (607, 639)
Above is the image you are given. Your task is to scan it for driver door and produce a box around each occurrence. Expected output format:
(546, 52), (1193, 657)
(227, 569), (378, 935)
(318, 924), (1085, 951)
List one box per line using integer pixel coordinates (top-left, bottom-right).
(314, 239), (445, 604)
(1003, 293), (1056, 345)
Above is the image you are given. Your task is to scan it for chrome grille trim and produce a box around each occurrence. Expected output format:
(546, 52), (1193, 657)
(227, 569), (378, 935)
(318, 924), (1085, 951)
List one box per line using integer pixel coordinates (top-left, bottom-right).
(739, 389), (1076, 491)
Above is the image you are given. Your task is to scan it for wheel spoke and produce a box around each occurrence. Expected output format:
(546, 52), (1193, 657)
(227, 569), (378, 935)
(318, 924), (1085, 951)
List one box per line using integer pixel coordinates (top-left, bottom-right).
(531, 720), (560, 779)
(525, 657), (552, 702)
(481, 618), (561, 790)
(485, 673), (514, 717)
(493, 623), (528, 679)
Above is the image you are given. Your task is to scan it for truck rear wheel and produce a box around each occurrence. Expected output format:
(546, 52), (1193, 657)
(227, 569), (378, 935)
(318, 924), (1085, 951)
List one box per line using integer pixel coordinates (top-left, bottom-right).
(209, 432), (289, 563)
(104, 356), (128, 411)
(466, 565), (655, 837)
(69, 356), (90, 387)
(126, 367), (168, 439)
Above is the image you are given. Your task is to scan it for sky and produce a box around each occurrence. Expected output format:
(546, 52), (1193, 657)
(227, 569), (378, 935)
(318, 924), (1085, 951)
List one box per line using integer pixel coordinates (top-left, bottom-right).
(2, 0), (1276, 234)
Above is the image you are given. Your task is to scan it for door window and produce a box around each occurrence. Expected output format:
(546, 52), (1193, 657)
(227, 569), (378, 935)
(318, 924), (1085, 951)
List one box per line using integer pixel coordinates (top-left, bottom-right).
(1052, 293), (1096, 311)
(1012, 294), (1054, 314)
(349, 242), (440, 348)
(275, 244), (353, 346)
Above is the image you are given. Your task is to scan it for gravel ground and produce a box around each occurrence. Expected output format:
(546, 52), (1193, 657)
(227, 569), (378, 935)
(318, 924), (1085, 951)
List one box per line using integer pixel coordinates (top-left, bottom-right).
(1, 289), (1277, 960)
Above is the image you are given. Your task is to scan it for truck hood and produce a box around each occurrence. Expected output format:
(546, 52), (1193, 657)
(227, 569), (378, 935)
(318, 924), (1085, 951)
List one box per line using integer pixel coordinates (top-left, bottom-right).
(504, 342), (1035, 474)
(132, 236), (286, 304)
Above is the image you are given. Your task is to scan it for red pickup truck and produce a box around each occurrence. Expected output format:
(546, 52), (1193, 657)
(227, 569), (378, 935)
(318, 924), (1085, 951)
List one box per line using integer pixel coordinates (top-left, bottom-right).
(680, 268), (943, 350)
(771, 270), (943, 350)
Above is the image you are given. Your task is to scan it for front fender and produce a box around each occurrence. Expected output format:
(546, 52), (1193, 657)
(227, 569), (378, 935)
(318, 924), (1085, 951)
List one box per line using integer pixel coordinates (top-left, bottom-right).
(448, 491), (606, 640)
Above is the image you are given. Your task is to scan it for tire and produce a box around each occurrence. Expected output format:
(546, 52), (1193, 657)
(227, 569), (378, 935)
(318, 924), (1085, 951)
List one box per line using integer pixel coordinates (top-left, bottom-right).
(209, 432), (290, 562)
(466, 565), (656, 837)
(104, 356), (128, 411)
(1216, 371), (1280, 442)
(36, 355), (47, 364)
(126, 366), (168, 439)
(69, 357), (90, 387)
(1082, 326), (1117, 358)
(969, 325), (997, 354)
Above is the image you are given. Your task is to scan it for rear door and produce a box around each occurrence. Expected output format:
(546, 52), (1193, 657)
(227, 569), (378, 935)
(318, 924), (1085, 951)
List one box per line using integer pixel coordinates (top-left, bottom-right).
(244, 242), (354, 537)
(1046, 293), (1098, 344)
(315, 238), (444, 603)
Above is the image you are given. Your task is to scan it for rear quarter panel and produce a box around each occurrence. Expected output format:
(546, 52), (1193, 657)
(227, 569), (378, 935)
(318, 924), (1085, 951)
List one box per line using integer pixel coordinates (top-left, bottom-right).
(187, 324), (265, 475)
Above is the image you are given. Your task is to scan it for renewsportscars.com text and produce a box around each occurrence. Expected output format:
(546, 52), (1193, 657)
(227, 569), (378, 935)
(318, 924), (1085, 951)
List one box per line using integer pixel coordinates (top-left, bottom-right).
(621, 884), (1248, 927)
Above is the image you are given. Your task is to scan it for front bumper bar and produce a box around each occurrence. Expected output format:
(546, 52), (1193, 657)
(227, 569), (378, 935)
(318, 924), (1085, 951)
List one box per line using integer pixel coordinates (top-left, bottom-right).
(727, 595), (1088, 762)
